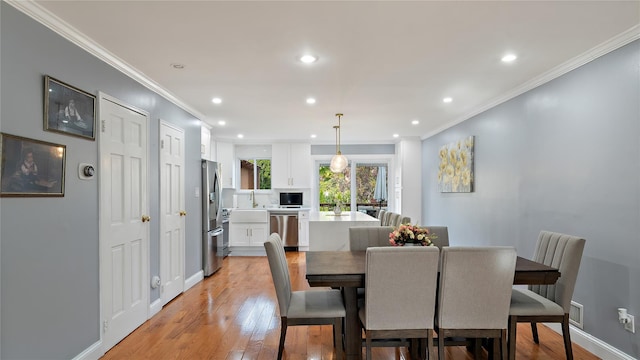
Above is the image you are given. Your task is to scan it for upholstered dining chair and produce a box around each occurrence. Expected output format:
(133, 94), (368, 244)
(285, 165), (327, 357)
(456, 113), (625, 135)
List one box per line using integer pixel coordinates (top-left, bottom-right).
(359, 246), (440, 359)
(436, 247), (517, 360)
(349, 226), (394, 250)
(264, 233), (346, 360)
(508, 231), (586, 360)
(424, 226), (449, 249)
(381, 211), (392, 226)
(387, 213), (401, 227)
(399, 216), (412, 226)
(377, 209), (386, 223)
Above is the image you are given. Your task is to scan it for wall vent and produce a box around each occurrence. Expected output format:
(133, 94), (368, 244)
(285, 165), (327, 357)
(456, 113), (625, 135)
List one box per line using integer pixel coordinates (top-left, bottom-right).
(569, 301), (584, 329)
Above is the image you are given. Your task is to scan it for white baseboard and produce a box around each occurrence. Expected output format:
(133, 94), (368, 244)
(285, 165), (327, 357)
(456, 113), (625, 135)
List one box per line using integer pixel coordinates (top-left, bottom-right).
(149, 298), (163, 318)
(545, 323), (637, 360)
(72, 340), (103, 360)
(185, 270), (204, 291)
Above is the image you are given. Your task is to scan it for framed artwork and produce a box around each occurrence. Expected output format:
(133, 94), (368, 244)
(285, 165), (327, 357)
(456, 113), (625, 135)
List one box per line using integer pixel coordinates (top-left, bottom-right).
(0, 133), (66, 197)
(438, 136), (474, 193)
(44, 75), (96, 140)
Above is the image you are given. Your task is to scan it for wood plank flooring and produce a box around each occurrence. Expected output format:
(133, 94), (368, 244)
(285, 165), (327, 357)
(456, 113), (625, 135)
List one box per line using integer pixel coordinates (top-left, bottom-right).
(101, 252), (600, 359)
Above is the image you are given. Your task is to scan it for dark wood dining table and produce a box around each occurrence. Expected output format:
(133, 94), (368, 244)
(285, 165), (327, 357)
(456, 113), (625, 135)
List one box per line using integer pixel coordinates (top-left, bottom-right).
(305, 251), (561, 360)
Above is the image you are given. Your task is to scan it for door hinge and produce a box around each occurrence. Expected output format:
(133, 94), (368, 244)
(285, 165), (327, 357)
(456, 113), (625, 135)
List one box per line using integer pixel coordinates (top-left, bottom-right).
(101, 120), (106, 132)
(161, 139), (164, 149)
(103, 320), (109, 332)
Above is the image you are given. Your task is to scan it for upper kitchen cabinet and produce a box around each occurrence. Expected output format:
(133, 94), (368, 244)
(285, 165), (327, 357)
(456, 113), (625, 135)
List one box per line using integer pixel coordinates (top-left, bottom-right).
(272, 143), (311, 189)
(201, 126), (212, 160)
(216, 141), (235, 188)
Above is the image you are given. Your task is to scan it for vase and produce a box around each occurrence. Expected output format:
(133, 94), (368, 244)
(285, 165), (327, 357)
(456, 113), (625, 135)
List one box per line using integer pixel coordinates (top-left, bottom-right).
(333, 204), (342, 215)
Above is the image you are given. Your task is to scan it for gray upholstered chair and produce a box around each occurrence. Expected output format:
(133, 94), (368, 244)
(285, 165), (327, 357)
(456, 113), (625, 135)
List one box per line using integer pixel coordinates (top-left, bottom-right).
(359, 246), (440, 359)
(387, 213), (401, 227)
(349, 226), (394, 250)
(508, 231), (586, 360)
(424, 226), (449, 249)
(436, 247), (517, 360)
(264, 233), (346, 360)
(377, 209), (386, 223)
(399, 216), (412, 226)
(381, 211), (392, 226)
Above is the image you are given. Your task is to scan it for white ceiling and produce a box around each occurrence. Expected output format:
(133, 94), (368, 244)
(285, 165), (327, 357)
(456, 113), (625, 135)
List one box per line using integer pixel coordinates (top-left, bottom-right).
(22, 1), (640, 144)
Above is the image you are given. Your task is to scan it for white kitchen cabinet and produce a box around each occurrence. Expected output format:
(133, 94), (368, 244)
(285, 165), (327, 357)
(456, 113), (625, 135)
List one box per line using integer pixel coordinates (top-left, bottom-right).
(201, 127), (212, 160)
(230, 224), (267, 246)
(216, 141), (235, 188)
(298, 210), (309, 248)
(272, 143), (311, 188)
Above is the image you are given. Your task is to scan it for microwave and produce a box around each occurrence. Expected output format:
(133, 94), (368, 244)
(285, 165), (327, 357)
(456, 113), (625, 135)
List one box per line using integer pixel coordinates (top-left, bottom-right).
(279, 192), (303, 208)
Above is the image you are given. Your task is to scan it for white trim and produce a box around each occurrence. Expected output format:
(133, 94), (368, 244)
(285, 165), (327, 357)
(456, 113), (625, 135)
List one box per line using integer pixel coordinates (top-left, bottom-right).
(423, 24), (640, 139)
(71, 340), (103, 360)
(149, 298), (163, 318)
(545, 323), (637, 360)
(184, 270), (204, 291)
(5, 0), (207, 123)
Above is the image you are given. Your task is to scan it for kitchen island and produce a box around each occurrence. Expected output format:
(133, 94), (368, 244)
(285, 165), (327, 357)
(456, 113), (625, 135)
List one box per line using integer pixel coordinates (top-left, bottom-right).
(307, 211), (381, 251)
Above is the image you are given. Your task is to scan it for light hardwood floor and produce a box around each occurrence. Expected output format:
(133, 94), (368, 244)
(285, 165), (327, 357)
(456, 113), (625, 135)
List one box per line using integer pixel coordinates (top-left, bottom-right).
(101, 252), (600, 359)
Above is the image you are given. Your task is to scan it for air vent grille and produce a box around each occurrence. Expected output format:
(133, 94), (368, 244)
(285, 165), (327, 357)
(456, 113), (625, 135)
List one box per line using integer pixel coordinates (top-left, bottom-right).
(569, 301), (584, 329)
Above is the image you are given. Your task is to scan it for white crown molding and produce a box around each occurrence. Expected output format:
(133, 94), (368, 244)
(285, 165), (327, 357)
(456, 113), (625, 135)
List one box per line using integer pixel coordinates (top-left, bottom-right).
(423, 24), (640, 139)
(5, 0), (208, 123)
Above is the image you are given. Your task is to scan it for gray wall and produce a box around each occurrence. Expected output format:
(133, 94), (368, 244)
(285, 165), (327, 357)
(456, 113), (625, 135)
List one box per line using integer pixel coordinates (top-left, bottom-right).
(422, 40), (640, 356)
(1, 4), (203, 359)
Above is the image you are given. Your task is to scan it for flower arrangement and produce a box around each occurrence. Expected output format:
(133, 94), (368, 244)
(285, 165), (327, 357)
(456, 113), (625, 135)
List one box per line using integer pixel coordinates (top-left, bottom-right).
(389, 223), (437, 246)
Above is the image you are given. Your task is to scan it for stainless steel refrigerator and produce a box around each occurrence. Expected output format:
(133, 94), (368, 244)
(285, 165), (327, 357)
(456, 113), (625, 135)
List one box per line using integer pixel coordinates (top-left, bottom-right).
(202, 160), (224, 276)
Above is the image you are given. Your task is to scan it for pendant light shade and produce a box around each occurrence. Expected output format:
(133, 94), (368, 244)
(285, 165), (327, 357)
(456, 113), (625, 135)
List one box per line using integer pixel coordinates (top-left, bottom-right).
(330, 113), (348, 173)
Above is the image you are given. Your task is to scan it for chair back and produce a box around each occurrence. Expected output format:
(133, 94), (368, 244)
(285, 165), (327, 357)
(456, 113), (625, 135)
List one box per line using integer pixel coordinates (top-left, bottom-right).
(377, 209), (386, 221)
(364, 246), (440, 330)
(387, 213), (401, 227)
(264, 233), (292, 316)
(349, 226), (394, 250)
(425, 226), (449, 249)
(530, 231), (586, 312)
(399, 216), (411, 225)
(381, 211), (391, 226)
(437, 247), (516, 329)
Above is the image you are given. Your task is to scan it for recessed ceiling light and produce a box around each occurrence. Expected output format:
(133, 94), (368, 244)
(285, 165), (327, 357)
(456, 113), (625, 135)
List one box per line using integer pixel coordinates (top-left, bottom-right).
(393, 134), (399, 138)
(218, 120), (226, 126)
(501, 54), (517, 63)
(443, 97), (453, 103)
(212, 97), (222, 104)
(170, 63), (185, 69)
(306, 98), (316, 104)
(310, 134), (317, 138)
(300, 55), (318, 63)
(237, 134), (244, 139)
(411, 120), (419, 125)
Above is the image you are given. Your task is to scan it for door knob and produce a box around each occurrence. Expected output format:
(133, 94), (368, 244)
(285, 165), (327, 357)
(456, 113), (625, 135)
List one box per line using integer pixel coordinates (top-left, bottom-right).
(141, 215), (151, 222)
(179, 211), (187, 216)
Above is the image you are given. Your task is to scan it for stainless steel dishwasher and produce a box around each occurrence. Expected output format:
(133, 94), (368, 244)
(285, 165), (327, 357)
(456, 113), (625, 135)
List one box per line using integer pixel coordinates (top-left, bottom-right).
(269, 212), (299, 249)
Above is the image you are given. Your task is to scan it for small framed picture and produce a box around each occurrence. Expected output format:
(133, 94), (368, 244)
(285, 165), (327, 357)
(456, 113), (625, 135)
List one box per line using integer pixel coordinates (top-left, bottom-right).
(0, 133), (66, 197)
(44, 75), (96, 140)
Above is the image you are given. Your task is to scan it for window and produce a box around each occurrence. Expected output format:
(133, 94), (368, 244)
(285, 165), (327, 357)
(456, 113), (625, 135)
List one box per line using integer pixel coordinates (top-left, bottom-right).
(239, 159), (271, 190)
(318, 161), (388, 214)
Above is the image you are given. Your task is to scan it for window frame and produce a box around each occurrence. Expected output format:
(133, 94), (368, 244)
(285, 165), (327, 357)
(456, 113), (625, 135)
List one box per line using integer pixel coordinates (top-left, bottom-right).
(237, 157), (272, 192)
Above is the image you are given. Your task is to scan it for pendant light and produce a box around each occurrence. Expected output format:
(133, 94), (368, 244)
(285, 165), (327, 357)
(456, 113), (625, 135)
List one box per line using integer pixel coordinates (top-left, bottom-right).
(330, 113), (348, 173)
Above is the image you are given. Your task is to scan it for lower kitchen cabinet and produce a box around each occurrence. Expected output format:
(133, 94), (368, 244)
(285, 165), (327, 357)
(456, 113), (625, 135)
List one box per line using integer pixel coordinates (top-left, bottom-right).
(230, 223), (267, 246)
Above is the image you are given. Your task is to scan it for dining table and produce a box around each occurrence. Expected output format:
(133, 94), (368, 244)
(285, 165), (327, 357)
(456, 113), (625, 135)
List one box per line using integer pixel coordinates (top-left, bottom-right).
(305, 251), (561, 360)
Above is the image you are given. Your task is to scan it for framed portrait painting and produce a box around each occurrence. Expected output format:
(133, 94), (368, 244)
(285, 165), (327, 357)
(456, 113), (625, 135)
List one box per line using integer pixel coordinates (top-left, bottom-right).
(0, 133), (66, 197)
(44, 75), (96, 140)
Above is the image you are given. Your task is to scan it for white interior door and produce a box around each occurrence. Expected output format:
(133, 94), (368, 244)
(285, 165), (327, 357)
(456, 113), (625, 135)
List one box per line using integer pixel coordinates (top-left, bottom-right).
(160, 121), (185, 305)
(99, 94), (149, 351)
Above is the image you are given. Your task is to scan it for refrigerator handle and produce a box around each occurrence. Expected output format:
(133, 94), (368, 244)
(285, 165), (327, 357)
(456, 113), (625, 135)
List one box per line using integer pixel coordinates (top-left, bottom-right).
(211, 228), (224, 237)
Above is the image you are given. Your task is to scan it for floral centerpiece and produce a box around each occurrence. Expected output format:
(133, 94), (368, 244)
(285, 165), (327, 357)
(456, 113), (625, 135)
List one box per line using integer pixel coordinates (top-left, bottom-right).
(389, 223), (437, 246)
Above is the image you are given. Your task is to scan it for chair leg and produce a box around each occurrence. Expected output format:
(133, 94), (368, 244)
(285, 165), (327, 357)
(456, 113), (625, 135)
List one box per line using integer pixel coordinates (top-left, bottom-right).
(334, 318), (344, 360)
(438, 330), (445, 360)
(365, 333), (373, 359)
(427, 330), (434, 360)
(562, 314), (574, 360)
(501, 329), (508, 360)
(473, 338), (482, 359)
(278, 318), (288, 360)
(531, 322), (539, 344)
(410, 339), (419, 359)
(508, 316), (517, 360)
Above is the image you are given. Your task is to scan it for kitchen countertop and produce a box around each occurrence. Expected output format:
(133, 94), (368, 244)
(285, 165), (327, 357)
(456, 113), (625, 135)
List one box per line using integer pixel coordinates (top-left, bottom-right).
(308, 211), (379, 222)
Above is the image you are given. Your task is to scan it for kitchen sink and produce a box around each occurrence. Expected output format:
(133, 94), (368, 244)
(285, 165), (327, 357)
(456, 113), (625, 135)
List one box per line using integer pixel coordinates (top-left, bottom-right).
(230, 209), (268, 223)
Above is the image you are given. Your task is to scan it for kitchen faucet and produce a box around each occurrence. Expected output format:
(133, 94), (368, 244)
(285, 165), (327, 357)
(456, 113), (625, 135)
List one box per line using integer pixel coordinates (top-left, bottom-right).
(250, 190), (258, 208)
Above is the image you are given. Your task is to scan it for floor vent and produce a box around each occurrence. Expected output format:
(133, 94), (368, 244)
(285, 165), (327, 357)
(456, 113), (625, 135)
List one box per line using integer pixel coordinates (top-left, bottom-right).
(569, 301), (584, 329)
